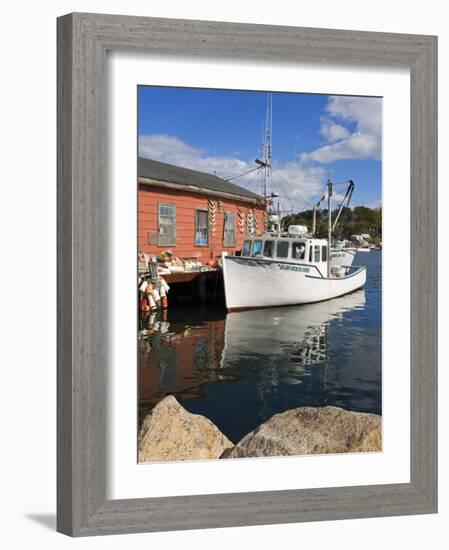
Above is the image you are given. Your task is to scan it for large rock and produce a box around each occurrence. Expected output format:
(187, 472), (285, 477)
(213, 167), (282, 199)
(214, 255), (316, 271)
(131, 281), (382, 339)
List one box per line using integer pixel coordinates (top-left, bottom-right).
(138, 396), (233, 462)
(226, 406), (381, 458)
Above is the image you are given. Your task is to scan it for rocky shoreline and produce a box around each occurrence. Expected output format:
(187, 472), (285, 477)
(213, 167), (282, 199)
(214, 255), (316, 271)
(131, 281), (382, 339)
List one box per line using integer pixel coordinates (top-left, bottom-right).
(138, 395), (382, 463)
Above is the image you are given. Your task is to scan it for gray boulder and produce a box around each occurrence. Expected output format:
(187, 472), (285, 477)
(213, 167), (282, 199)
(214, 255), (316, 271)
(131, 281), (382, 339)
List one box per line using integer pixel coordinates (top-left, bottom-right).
(226, 406), (381, 458)
(139, 395), (233, 462)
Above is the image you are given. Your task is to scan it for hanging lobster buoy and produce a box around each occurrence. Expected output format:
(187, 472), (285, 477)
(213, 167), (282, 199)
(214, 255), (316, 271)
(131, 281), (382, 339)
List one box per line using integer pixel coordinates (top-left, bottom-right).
(160, 278), (170, 294)
(152, 287), (161, 307)
(139, 279), (148, 293)
(144, 281), (153, 295)
(147, 294), (158, 311)
(140, 297), (150, 312)
(159, 283), (168, 309)
(208, 200), (217, 236)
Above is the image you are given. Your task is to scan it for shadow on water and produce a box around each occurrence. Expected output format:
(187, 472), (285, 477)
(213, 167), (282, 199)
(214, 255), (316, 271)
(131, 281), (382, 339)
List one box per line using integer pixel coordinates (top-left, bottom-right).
(139, 250), (382, 443)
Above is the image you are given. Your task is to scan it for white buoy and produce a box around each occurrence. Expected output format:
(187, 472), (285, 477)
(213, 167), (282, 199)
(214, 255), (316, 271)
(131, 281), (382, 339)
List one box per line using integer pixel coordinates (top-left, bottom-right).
(147, 294), (157, 311)
(160, 278), (170, 293)
(152, 288), (160, 303)
(139, 279), (148, 293)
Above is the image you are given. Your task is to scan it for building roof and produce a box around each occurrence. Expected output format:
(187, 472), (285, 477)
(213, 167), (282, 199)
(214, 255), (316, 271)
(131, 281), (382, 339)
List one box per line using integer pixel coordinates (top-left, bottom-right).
(138, 157), (262, 201)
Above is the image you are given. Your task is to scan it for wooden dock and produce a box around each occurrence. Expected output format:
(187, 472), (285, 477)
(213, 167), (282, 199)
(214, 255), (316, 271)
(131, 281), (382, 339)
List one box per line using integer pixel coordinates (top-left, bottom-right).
(161, 269), (223, 305)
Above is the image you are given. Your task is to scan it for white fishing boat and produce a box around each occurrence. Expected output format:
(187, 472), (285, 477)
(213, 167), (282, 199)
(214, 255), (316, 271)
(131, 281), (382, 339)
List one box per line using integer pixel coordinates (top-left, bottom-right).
(222, 183), (367, 311)
(222, 95), (366, 311)
(222, 227), (366, 311)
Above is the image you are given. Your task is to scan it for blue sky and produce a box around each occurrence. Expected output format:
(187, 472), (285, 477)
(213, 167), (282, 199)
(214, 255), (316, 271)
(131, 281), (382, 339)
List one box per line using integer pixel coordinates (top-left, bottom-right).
(138, 86), (381, 212)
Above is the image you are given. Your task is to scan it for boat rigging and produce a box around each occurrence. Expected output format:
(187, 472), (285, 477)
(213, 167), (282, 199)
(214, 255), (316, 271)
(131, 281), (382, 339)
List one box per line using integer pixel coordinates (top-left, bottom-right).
(221, 93), (366, 311)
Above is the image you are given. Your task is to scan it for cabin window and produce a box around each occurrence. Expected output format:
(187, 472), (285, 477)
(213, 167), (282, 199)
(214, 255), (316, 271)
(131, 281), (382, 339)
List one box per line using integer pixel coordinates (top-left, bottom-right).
(195, 209), (209, 246)
(263, 240), (274, 257)
(292, 242), (306, 260)
(241, 240), (252, 256)
(322, 245), (328, 261)
(158, 203), (176, 246)
(314, 245), (321, 262)
(223, 212), (236, 247)
(276, 240), (289, 258)
(309, 244), (313, 262)
(252, 240), (263, 257)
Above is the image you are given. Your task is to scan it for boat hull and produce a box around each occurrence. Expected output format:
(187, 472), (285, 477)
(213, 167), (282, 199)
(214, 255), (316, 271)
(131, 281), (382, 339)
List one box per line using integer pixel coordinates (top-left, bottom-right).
(222, 255), (366, 311)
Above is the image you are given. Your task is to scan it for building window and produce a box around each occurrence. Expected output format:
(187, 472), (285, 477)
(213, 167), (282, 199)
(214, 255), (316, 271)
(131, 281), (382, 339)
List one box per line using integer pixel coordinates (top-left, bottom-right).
(158, 203), (176, 246)
(276, 240), (289, 258)
(223, 212), (236, 247)
(195, 209), (209, 246)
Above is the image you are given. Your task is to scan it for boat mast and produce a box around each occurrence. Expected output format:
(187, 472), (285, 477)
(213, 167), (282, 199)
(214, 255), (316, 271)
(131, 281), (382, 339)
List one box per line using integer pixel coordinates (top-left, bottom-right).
(327, 179), (332, 277)
(256, 93), (276, 232)
(312, 192), (327, 236)
(262, 92), (273, 202)
(332, 180), (354, 231)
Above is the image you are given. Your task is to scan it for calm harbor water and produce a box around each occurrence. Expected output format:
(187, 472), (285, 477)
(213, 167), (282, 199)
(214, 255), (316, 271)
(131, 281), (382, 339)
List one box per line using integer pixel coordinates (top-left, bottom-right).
(139, 250), (381, 444)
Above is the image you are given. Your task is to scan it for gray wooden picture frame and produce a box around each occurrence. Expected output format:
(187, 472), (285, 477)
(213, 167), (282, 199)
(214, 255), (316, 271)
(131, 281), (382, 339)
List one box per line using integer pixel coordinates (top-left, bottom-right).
(57, 12), (438, 537)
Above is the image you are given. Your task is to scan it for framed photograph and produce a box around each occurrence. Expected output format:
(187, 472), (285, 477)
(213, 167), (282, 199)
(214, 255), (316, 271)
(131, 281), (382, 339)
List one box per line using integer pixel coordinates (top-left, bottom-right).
(57, 13), (437, 536)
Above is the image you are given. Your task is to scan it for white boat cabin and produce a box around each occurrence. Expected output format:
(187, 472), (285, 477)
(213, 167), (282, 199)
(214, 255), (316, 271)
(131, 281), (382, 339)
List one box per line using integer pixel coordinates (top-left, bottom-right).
(240, 234), (329, 273)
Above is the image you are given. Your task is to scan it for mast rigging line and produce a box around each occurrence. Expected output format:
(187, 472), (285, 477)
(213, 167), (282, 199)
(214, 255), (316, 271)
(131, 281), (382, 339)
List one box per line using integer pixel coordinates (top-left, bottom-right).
(219, 167), (262, 194)
(330, 179), (353, 186)
(270, 167), (315, 210)
(269, 175), (294, 213)
(309, 183), (345, 213)
(223, 165), (263, 182)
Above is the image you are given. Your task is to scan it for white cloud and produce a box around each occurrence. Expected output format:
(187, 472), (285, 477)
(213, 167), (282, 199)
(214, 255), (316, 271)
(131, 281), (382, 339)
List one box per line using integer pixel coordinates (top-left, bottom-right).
(320, 119), (350, 142)
(139, 134), (327, 212)
(139, 134), (248, 180)
(327, 96), (382, 139)
(300, 96), (382, 164)
(300, 132), (379, 164)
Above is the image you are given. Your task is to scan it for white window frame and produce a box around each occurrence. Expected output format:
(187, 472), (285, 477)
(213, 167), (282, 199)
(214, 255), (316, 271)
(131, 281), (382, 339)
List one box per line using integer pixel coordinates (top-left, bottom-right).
(157, 202), (176, 247)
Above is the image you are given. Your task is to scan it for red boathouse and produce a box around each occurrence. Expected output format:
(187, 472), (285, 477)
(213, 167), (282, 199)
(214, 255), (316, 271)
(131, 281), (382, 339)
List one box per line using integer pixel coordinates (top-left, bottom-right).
(138, 157), (266, 263)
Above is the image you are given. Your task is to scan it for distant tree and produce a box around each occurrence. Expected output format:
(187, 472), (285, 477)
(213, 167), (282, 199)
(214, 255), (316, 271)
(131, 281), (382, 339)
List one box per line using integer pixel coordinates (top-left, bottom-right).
(281, 206), (382, 241)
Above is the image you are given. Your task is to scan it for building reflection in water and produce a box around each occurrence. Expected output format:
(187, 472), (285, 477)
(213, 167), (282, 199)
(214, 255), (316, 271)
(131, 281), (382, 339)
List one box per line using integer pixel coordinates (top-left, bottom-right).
(138, 289), (367, 427)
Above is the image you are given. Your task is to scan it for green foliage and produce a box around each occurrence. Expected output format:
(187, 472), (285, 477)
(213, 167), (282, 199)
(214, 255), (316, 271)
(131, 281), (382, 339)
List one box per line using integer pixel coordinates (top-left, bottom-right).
(282, 206), (382, 241)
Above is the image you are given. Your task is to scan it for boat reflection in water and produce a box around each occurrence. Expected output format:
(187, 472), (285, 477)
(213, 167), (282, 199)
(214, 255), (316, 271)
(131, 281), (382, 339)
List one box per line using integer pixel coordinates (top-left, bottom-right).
(138, 286), (380, 443)
(222, 290), (366, 374)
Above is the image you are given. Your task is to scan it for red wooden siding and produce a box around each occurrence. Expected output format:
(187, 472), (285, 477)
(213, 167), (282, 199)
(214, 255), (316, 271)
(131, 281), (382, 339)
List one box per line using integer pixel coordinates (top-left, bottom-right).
(138, 184), (266, 263)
